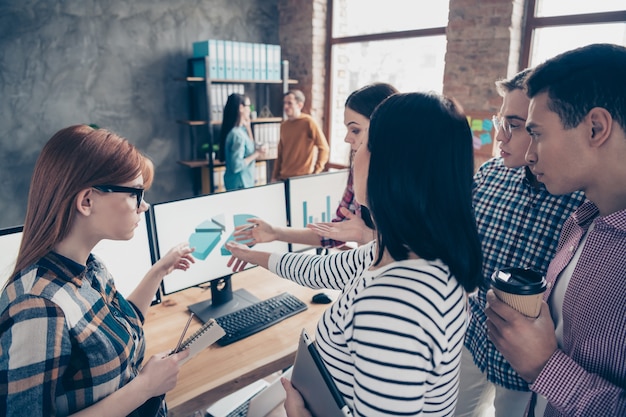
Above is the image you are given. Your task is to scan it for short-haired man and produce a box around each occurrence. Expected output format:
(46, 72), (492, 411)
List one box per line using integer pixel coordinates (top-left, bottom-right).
(486, 43), (626, 417)
(455, 70), (584, 416)
(271, 89), (329, 181)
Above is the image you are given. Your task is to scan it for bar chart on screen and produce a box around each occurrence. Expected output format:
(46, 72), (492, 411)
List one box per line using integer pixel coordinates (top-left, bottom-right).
(301, 195), (333, 227)
(287, 169), (350, 252)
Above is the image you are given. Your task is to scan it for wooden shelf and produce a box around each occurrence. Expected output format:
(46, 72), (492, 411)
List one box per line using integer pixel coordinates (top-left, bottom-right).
(176, 120), (208, 126)
(177, 76), (297, 84)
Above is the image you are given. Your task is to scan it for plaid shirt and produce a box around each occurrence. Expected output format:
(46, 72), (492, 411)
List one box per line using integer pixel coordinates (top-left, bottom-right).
(320, 169), (362, 248)
(465, 158), (585, 390)
(532, 201), (626, 417)
(0, 252), (165, 417)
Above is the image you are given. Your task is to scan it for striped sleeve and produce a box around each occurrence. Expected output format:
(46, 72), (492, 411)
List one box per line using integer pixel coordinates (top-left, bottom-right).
(271, 242), (376, 290)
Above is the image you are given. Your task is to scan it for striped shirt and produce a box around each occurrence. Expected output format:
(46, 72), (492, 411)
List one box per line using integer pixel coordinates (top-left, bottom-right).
(465, 158), (584, 390)
(531, 201), (626, 417)
(270, 241), (467, 416)
(0, 252), (164, 417)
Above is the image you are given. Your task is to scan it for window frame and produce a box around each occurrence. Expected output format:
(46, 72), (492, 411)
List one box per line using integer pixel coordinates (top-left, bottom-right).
(323, 1), (447, 167)
(521, 0), (626, 67)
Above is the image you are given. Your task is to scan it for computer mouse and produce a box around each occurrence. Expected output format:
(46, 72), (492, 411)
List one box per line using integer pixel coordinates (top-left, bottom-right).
(312, 292), (333, 304)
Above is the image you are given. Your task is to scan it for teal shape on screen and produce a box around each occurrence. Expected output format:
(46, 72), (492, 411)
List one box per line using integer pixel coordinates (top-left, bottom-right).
(221, 213), (256, 256)
(196, 218), (225, 233)
(189, 215), (226, 260)
(189, 230), (222, 260)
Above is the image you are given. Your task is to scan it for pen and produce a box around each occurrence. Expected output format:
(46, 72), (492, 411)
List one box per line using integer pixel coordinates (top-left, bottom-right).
(239, 223), (257, 232)
(173, 313), (194, 353)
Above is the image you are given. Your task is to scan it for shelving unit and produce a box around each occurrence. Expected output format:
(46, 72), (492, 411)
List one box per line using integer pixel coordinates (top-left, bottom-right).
(177, 56), (297, 195)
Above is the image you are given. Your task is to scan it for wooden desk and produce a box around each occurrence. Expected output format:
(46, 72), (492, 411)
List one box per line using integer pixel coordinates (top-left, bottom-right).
(143, 267), (334, 417)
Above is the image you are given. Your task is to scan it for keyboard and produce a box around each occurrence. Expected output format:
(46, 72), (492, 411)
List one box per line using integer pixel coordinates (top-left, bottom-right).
(215, 292), (308, 346)
(226, 399), (250, 417)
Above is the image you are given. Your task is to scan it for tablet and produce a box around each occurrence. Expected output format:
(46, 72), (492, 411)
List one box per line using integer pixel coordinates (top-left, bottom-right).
(290, 328), (352, 417)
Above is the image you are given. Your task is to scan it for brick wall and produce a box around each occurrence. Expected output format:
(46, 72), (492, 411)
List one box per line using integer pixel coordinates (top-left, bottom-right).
(278, 0), (328, 125)
(444, 0), (525, 112)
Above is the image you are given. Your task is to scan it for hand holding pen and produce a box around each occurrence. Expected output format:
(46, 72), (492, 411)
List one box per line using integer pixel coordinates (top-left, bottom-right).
(232, 218), (277, 244)
(173, 313), (195, 354)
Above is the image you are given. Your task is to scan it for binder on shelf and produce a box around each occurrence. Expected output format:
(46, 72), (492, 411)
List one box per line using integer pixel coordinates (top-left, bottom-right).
(192, 40), (209, 57)
(241, 42), (254, 80)
(253, 43), (263, 80)
(267, 44), (281, 81)
(244, 42), (254, 80)
(216, 40), (226, 79)
(224, 40), (234, 79)
(232, 41), (242, 80)
(259, 43), (267, 81)
(208, 39), (219, 78)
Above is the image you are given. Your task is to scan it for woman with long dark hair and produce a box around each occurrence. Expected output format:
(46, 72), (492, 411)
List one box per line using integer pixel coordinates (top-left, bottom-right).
(226, 92), (482, 416)
(218, 93), (265, 190)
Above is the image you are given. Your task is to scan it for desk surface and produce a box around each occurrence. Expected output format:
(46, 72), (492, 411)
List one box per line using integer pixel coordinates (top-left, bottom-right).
(143, 267), (334, 417)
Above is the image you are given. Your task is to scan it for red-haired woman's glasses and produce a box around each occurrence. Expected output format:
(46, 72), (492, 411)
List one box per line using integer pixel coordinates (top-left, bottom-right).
(93, 185), (145, 209)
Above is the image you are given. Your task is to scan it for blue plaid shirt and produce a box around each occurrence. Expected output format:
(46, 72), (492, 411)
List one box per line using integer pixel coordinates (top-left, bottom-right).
(465, 158), (585, 390)
(0, 252), (165, 416)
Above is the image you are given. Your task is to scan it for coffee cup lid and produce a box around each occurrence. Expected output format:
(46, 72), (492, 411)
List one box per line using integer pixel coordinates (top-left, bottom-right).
(490, 267), (547, 295)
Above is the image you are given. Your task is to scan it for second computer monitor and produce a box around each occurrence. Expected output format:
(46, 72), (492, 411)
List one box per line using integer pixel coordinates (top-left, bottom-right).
(153, 182), (290, 321)
(92, 211), (159, 304)
(286, 169), (350, 252)
(0, 226), (23, 290)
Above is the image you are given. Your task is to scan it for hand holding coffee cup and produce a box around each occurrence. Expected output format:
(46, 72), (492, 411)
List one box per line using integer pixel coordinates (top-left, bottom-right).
(490, 267), (547, 318)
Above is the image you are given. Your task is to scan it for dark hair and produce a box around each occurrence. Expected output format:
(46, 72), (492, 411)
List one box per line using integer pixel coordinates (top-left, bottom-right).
(495, 68), (531, 96)
(345, 82), (398, 119)
(218, 93), (246, 161)
(367, 92), (482, 292)
(525, 43), (626, 132)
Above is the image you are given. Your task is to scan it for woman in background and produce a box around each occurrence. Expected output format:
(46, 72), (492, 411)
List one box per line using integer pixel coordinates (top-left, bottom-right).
(0, 125), (194, 416)
(234, 82), (398, 248)
(226, 92), (482, 416)
(219, 93), (265, 191)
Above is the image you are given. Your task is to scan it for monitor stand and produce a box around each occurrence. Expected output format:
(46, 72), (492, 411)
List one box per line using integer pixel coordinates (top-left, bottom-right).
(188, 276), (261, 323)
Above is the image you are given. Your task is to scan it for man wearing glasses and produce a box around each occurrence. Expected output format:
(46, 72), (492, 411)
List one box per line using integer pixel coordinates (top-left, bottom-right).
(454, 69), (585, 417)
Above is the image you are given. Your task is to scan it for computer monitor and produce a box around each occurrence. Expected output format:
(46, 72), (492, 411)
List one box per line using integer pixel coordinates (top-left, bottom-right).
(286, 169), (351, 252)
(0, 225), (23, 290)
(152, 182), (290, 322)
(92, 211), (160, 305)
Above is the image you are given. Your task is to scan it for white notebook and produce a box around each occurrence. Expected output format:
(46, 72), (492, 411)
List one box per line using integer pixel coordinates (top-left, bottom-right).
(174, 318), (226, 365)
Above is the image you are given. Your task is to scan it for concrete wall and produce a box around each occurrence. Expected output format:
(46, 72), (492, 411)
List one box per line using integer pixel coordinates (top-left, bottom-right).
(0, 0), (279, 228)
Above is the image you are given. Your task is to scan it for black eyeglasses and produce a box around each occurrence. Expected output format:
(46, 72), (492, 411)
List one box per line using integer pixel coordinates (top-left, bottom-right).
(92, 185), (145, 209)
(492, 115), (513, 140)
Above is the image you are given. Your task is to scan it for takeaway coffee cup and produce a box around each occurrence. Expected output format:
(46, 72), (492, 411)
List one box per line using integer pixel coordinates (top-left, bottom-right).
(490, 267), (547, 318)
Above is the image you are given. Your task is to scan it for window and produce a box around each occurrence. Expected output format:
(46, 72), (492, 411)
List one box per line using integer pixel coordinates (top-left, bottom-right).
(523, 0), (626, 67)
(327, 0), (449, 166)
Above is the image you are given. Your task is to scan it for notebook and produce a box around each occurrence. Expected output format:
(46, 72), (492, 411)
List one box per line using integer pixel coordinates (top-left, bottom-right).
(290, 328), (352, 417)
(173, 317), (226, 365)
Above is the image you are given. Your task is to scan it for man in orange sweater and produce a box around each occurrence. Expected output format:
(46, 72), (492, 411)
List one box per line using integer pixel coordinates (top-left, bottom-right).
(271, 89), (329, 181)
